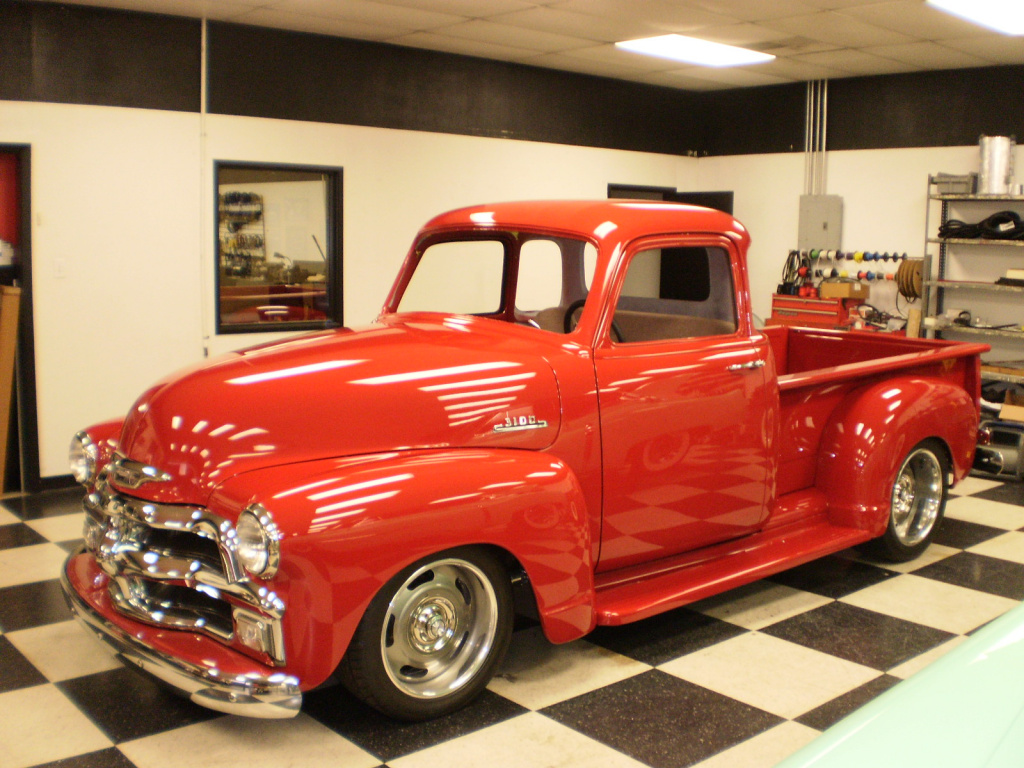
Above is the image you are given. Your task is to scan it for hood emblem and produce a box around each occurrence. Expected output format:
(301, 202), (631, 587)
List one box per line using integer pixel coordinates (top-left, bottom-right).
(494, 414), (549, 434)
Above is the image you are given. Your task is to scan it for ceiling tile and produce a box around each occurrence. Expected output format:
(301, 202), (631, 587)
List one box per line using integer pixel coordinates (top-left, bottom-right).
(370, 0), (541, 17)
(863, 41), (995, 69)
(235, 8), (398, 39)
(490, 7), (658, 44)
(677, 0), (822, 23)
(838, 0), (993, 39)
(559, 43), (691, 73)
(549, 0), (735, 33)
(435, 19), (596, 53)
(756, 57), (852, 81)
(47, 0), (263, 19)
(265, 0), (466, 30)
(941, 36), (1024, 65)
(791, 48), (921, 75)
(388, 31), (537, 61)
(689, 23), (839, 54)
(766, 10), (920, 47)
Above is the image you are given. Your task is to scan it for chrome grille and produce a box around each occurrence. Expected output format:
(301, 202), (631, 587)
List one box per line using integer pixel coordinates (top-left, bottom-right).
(83, 475), (286, 665)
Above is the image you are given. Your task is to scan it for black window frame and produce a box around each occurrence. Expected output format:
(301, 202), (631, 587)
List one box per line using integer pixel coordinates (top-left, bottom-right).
(214, 160), (343, 335)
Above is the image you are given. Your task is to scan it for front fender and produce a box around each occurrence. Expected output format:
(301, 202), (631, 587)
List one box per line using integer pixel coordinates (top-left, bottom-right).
(208, 448), (595, 690)
(817, 377), (977, 534)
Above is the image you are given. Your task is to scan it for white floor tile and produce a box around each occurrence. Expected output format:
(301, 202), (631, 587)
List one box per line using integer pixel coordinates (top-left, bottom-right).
(945, 496), (1024, 530)
(840, 573), (1019, 634)
(27, 513), (85, 543)
(659, 632), (878, 719)
(488, 626), (649, 710)
(119, 713), (378, 768)
(0, 542), (70, 588)
(968, 531), (1024, 565)
(390, 712), (648, 768)
(689, 581), (833, 630)
(692, 721), (821, 768)
(950, 476), (1002, 496)
(7, 620), (120, 681)
(887, 636), (968, 680)
(0, 684), (111, 768)
(0, 507), (19, 525)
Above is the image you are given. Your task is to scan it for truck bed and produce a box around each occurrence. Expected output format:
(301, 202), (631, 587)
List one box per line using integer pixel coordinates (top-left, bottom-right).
(764, 326), (989, 496)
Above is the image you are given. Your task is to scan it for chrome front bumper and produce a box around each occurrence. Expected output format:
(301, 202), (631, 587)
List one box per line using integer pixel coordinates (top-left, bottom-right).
(61, 553), (302, 719)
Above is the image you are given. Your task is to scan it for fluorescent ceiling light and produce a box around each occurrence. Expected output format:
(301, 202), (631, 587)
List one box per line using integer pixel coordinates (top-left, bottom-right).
(927, 0), (1024, 35)
(615, 34), (774, 67)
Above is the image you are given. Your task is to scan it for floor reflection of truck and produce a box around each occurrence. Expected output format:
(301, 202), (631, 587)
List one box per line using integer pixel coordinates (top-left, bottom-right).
(63, 201), (987, 722)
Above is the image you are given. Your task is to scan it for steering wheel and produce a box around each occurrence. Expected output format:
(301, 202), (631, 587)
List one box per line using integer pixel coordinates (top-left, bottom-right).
(563, 299), (624, 342)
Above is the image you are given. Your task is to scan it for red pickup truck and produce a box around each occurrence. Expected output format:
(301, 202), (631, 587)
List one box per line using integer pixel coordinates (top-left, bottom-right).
(62, 200), (987, 721)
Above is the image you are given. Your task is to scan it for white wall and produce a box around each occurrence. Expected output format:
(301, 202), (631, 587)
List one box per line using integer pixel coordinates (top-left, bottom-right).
(4, 97), (1019, 479)
(2, 102), (691, 477)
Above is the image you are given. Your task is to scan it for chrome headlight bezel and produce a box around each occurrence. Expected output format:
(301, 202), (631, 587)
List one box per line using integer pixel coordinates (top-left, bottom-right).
(69, 431), (99, 485)
(235, 506), (281, 579)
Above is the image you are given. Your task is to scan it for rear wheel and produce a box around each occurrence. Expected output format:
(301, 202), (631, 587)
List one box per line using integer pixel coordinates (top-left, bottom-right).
(866, 439), (948, 562)
(339, 547), (513, 720)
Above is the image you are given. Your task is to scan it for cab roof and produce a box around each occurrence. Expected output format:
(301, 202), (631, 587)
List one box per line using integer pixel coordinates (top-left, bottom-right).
(419, 199), (750, 251)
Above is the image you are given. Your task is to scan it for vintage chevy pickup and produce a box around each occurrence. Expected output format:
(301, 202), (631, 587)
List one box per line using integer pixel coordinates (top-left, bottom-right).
(62, 200), (988, 721)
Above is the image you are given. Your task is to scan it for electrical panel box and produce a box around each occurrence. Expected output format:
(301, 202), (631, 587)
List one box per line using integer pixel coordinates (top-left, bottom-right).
(798, 194), (843, 251)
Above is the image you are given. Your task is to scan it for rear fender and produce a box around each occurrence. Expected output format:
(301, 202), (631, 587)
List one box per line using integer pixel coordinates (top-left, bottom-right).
(209, 449), (595, 690)
(816, 377), (977, 535)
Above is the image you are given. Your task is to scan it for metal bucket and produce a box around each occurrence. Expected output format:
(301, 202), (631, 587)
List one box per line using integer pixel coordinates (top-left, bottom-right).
(979, 135), (1015, 195)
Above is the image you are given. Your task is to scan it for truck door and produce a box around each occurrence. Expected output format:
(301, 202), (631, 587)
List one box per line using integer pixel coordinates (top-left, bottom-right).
(594, 239), (772, 572)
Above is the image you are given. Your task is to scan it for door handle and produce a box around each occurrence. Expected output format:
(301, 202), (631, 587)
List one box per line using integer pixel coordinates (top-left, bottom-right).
(727, 360), (766, 372)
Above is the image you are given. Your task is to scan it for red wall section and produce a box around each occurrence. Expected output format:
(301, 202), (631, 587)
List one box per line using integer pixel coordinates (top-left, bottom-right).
(0, 154), (18, 246)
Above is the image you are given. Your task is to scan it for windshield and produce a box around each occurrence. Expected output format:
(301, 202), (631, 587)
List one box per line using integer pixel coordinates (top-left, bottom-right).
(397, 234), (598, 333)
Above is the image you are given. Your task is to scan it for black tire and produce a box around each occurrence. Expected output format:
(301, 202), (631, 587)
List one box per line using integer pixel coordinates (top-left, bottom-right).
(864, 438), (949, 563)
(339, 546), (513, 721)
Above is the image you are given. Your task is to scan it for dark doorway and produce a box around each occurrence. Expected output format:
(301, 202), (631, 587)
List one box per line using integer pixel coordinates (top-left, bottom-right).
(608, 184), (734, 215)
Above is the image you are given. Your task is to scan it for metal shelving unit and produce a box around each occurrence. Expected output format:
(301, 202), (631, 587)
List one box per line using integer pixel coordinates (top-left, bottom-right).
(922, 176), (1024, 385)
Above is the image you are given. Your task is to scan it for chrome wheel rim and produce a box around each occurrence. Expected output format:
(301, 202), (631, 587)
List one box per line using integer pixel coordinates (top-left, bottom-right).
(890, 448), (944, 547)
(381, 558), (498, 700)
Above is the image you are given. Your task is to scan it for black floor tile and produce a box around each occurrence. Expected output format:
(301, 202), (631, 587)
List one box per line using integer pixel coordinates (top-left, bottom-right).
(768, 554), (899, 599)
(0, 522), (48, 549)
(57, 667), (222, 743)
(913, 551), (1024, 601)
(541, 670), (783, 768)
(29, 748), (140, 768)
(587, 608), (747, 666)
(796, 675), (901, 731)
(0, 579), (72, 632)
(2, 487), (82, 521)
(304, 683), (528, 763)
(0, 635), (48, 693)
(973, 483), (1024, 508)
(932, 517), (1006, 549)
(761, 602), (954, 671)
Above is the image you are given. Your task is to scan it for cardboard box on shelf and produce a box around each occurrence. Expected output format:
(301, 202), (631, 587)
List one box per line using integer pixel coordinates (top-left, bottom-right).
(818, 281), (869, 300)
(1002, 390), (1024, 423)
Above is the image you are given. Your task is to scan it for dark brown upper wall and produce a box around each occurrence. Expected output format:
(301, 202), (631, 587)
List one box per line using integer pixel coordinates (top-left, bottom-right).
(205, 21), (704, 157)
(4, 1), (1024, 156)
(0, 1), (200, 112)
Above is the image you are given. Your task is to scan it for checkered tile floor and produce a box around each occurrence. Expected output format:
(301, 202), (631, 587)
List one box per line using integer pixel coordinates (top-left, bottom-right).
(3, 477), (1024, 768)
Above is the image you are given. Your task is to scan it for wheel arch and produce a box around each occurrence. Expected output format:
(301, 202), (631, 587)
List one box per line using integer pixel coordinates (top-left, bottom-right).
(209, 448), (597, 692)
(816, 376), (976, 535)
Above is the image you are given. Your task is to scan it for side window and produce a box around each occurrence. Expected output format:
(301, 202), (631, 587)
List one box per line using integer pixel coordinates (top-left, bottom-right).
(614, 246), (737, 343)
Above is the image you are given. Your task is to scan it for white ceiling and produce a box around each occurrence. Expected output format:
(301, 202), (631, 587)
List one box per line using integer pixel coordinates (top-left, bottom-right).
(56, 0), (1024, 90)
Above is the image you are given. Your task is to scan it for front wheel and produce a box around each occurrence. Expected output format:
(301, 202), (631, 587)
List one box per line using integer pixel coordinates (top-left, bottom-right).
(339, 547), (513, 720)
(865, 439), (949, 562)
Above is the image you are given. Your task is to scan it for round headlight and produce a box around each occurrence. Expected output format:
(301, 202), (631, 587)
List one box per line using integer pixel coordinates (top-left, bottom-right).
(69, 432), (99, 485)
(235, 508), (280, 578)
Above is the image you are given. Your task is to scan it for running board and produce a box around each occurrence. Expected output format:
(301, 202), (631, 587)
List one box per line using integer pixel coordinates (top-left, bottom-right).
(593, 518), (873, 626)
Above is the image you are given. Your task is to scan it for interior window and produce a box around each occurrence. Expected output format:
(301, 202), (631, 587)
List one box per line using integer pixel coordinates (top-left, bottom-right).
(399, 240), (505, 315)
(517, 238), (598, 334)
(614, 246), (737, 343)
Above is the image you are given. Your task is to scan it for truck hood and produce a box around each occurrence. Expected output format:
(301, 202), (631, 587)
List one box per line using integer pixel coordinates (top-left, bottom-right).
(115, 316), (564, 504)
